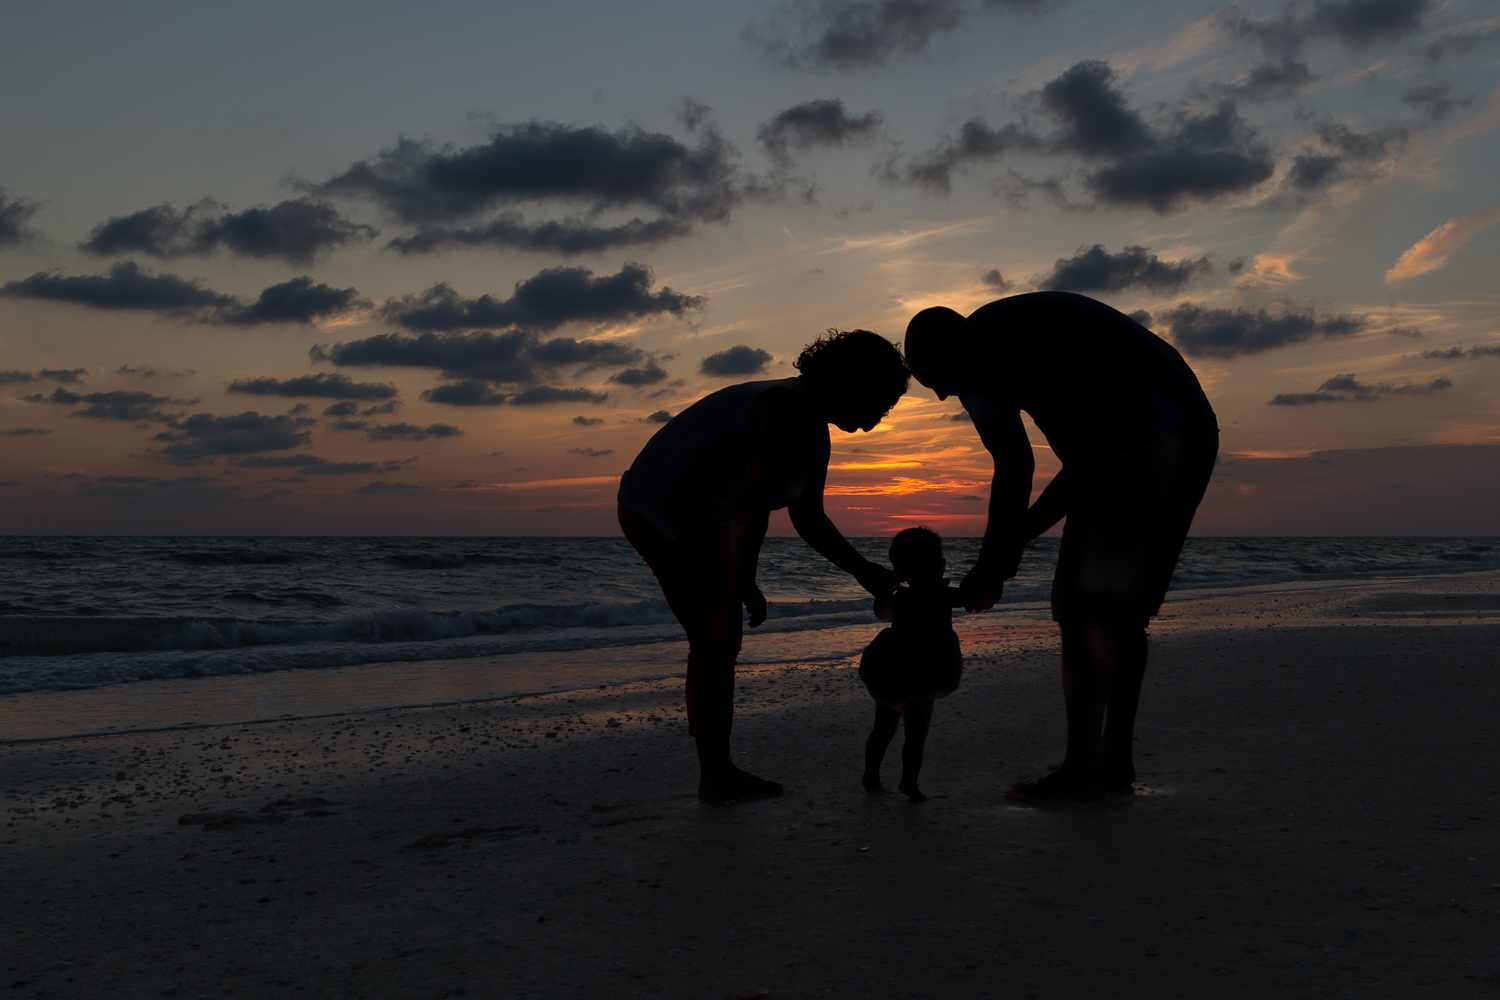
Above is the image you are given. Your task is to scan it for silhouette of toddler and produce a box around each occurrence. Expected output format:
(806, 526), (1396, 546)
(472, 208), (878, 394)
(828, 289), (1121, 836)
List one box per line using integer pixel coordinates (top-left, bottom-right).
(858, 527), (967, 801)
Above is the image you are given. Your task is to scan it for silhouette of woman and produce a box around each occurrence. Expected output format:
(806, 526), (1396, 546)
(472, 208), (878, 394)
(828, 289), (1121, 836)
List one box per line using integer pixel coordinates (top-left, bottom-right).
(618, 330), (909, 801)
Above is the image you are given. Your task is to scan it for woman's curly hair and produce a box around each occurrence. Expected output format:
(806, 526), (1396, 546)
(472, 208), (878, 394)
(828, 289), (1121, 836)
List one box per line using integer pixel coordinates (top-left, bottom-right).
(794, 329), (910, 419)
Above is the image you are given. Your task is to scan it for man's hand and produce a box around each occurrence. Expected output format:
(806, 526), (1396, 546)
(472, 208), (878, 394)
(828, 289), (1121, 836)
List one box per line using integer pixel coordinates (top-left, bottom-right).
(742, 582), (768, 627)
(854, 560), (897, 597)
(960, 568), (1003, 612)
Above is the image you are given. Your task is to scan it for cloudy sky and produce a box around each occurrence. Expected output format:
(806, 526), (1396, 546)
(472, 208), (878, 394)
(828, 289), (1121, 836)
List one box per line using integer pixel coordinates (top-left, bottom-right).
(2, 0), (1497, 535)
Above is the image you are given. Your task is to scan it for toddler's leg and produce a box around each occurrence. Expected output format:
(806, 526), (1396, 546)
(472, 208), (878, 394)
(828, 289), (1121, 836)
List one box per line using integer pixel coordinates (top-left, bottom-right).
(862, 704), (901, 793)
(898, 696), (935, 801)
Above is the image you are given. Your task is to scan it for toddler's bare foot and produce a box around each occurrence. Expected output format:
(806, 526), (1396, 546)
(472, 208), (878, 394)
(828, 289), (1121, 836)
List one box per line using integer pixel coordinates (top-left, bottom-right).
(698, 766), (784, 803)
(898, 779), (927, 802)
(1005, 765), (1103, 804)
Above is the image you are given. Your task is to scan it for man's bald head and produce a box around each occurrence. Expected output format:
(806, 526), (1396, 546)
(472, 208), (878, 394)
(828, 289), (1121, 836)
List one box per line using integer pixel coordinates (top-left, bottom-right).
(904, 306), (965, 399)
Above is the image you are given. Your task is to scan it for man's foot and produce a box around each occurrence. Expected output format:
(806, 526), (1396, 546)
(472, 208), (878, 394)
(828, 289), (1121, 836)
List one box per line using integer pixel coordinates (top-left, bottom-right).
(1005, 765), (1104, 804)
(897, 779), (927, 802)
(698, 766), (784, 803)
(862, 772), (890, 795)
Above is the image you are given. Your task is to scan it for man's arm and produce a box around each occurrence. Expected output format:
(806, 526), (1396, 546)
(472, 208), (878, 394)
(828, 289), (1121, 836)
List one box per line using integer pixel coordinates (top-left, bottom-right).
(786, 431), (896, 596)
(962, 410), (1034, 610)
(1021, 466), (1070, 540)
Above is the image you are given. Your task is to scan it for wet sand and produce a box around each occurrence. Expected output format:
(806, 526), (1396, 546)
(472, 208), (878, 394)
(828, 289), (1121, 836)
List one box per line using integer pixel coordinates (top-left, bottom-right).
(3, 574), (1499, 999)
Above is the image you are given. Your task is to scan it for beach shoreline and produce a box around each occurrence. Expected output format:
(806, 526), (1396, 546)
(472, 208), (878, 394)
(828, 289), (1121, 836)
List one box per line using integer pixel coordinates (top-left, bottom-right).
(3, 572), (1499, 998)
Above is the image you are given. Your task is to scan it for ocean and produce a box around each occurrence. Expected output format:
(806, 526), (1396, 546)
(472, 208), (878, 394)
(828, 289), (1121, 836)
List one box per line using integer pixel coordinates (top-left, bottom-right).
(1, 535), (1496, 739)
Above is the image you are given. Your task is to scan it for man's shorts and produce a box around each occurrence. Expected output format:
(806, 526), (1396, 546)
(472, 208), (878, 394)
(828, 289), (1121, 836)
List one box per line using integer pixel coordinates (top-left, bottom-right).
(1051, 417), (1219, 627)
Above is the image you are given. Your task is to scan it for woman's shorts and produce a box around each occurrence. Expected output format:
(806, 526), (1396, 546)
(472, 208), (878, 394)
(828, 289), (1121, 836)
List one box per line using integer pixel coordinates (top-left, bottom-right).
(858, 628), (963, 710)
(1051, 417), (1219, 627)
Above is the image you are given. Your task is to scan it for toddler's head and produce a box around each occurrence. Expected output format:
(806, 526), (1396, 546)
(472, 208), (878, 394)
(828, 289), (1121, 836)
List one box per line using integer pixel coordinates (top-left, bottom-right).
(888, 526), (945, 585)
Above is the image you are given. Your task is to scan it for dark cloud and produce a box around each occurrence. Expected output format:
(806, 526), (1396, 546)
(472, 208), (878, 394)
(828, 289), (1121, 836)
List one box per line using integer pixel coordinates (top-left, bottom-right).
(1033, 244), (1213, 294)
(152, 411), (316, 461)
(1222, 0), (1431, 55)
(701, 345), (774, 377)
(568, 447), (613, 458)
(757, 99), (884, 166)
(1216, 59), (1317, 102)
(321, 399), (401, 417)
(361, 422), (462, 441)
(1128, 309), (1153, 328)
(1083, 101), (1274, 212)
(1161, 303), (1369, 358)
(510, 386), (609, 406)
(23, 387), (193, 422)
(643, 409), (673, 423)
(573, 415), (604, 426)
(421, 380), (509, 407)
(1400, 84), (1470, 120)
(315, 327), (645, 386)
(1268, 372), (1452, 405)
(745, 0), (968, 70)
(1283, 122), (1407, 194)
(608, 363), (669, 386)
(227, 372), (398, 401)
(0, 188), (43, 247)
(385, 214), (693, 255)
(313, 122), (740, 254)
(1426, 20), (1500, 63)
(81, 198), (375, 265)
(115, 364), (194, 379)
(902, 121), (1038, 192)
(236, 454), (403, 475)
(1041, 60), (1154, 159)
(0, 368), (86, 385)
(383, 264), (701, 333)
(354, 481), (423, 494)
(980, 269), (1015, 291)
(903, 62), (1273, 210)
(938, 411), (972, 422)
(0, 263), (366, 327)
(3, 427), (51, 435)
(1419, 344), (1500, 361)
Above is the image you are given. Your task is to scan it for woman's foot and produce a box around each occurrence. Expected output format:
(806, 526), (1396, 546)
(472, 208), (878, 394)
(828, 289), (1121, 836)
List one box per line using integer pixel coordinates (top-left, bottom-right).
(897, 779), (927, 802)
(861, 772), (890, 795)
(1100, 760), (1137, 795)
(698, 765), (784, 803)
(1005, 765), (1104, 804)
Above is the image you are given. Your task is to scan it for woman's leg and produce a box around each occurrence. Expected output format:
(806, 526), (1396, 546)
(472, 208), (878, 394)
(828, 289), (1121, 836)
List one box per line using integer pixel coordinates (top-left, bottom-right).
(899, 696), (935, 801)
(617, 504), (781, 800)
(862, 704), (901, 792)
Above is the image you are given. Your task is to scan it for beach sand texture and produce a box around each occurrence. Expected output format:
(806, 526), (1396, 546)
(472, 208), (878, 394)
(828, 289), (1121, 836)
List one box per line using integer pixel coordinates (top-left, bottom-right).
(3, 574), (1498, 999)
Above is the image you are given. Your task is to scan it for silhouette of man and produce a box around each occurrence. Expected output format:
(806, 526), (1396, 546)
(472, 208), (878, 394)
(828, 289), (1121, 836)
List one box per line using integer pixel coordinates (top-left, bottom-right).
(905, 291), (1218, 802)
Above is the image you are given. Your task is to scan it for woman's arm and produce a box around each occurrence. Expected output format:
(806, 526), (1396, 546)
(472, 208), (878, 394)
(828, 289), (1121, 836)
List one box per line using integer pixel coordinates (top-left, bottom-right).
(786, 427), (895, 596)
(730, 387), (818, 626)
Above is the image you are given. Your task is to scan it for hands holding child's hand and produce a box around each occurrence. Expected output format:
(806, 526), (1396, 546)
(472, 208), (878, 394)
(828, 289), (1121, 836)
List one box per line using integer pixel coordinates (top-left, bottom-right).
(960, 569), (1004, 612)
(742, 582), (768, 627)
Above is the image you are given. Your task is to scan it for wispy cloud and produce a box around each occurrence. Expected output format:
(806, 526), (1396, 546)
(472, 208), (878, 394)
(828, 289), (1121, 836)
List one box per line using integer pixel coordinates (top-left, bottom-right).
(1384, 204), (1500, 286)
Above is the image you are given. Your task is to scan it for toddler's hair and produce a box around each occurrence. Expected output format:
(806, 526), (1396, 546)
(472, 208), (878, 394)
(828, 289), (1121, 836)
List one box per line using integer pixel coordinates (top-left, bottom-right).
(889, 526), (944, 583)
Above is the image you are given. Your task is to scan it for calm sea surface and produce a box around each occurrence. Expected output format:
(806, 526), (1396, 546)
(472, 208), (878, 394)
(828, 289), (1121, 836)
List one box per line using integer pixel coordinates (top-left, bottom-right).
(1, 535), (1495, 697)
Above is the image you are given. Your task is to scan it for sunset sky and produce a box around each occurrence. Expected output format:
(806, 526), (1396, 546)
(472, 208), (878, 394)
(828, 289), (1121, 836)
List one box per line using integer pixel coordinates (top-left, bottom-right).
(2, 0), (1498, 535)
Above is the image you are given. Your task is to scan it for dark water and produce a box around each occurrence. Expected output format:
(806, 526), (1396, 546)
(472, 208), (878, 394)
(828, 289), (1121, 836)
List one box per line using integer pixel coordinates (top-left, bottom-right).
(0, 536), (1494, 694)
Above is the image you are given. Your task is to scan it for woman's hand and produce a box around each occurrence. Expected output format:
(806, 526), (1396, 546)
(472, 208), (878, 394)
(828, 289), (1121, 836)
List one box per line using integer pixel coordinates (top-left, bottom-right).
(854, 559), (897, 597)
(742, 582), (768, 628)
(960, 568), (1004, 612)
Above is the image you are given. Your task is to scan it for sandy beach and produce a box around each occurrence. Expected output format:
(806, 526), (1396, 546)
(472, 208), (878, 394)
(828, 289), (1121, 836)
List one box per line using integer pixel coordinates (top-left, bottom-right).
(3, 573), (1499, 999)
